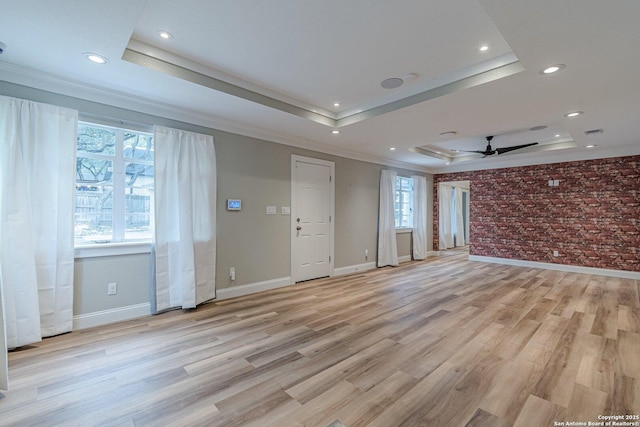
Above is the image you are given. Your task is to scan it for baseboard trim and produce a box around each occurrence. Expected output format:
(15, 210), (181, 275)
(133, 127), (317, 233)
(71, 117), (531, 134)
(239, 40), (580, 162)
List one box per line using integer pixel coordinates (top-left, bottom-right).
(334, 254), (425, 276)
(73, 303), (151, 330)
(216, 277), (293, 301)
(334, 262), (377, 276)
(71, 250), (453, 330)
(469, 255), (640, 280)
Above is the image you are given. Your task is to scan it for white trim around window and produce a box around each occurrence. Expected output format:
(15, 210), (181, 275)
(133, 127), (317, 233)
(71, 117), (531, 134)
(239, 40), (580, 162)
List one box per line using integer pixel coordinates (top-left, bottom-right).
(396, 227), (413, 234)
(74, 242), (152, 258)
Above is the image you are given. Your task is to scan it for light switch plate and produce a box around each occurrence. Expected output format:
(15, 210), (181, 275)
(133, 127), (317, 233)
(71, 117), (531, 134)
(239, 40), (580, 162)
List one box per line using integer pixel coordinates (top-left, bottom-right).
(281, 206), (291, 215)
(107, 282), (117, 296)
(266, 206), (277, 215)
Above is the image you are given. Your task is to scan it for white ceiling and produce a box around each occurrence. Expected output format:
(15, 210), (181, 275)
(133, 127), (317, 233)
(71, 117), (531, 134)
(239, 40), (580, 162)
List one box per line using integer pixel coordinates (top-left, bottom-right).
(1, 0), (639, 173)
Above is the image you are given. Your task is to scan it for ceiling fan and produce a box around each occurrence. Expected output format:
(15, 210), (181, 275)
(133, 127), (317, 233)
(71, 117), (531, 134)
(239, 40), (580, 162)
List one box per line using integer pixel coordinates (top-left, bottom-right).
(460, 136), (539, 157)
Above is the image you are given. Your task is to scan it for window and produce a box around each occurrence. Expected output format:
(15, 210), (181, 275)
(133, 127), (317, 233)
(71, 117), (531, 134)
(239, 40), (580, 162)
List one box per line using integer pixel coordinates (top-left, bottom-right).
(395, 176), (414, 229)
(75, 122), (154, 245)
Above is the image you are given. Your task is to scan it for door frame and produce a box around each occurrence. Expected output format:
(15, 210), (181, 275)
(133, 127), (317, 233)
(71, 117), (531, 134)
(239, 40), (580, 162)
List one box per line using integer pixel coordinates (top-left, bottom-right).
(290, 155), (335, 283)
(437, 179), (471, 250)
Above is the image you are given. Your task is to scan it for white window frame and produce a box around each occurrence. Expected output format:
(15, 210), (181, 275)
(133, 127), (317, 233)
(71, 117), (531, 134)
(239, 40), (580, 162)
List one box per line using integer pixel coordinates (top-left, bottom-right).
(75, 121), (154, 257)
(395, 175), (414, 231)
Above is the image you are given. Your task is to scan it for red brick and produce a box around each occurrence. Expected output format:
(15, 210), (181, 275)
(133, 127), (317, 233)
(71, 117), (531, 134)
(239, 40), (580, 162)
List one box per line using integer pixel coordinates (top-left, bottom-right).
(434, 155), (640, 272)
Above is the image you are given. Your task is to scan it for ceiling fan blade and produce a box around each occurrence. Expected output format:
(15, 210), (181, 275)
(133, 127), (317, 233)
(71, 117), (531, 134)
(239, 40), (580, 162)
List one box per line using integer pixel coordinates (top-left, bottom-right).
(458, 150), (488, 154)
(496, 142), (538, 155)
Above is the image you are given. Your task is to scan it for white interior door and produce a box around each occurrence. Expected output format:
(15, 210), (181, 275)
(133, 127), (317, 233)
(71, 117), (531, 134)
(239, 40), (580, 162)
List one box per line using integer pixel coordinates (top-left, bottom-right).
(291, 156), (334, 282)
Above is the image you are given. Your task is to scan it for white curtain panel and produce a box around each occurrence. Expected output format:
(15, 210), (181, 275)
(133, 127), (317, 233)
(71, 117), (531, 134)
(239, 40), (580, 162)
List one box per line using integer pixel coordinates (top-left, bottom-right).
(412, 175), (428, 260)
(377, 170), (398, 267)
(154, 126), (216, 311)
(0, 96), (76, 353)
(0, 267), (7, 391)
(454, 187), (466, 247)
(438, 184), (454, 250)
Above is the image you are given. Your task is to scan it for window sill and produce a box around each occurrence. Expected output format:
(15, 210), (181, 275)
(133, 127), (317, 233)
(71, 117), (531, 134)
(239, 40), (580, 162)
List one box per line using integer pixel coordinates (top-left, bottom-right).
(74, 242), (152, 259)
(395, 228), (413, 234)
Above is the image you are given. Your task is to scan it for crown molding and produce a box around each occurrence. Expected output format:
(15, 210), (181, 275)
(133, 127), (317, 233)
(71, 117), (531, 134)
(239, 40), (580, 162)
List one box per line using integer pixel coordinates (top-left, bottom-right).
(0, 62), (430, 173)
(123, 42), (523, 130)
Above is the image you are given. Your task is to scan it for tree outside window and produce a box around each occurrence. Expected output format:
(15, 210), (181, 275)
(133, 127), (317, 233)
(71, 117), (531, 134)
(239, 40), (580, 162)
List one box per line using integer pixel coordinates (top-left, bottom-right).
(75, 123), (154, 245)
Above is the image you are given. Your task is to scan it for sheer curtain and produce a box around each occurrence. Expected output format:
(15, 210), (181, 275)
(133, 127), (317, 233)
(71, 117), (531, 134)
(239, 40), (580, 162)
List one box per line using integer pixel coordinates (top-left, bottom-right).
(0, 267), (7, 391)
(377, 170), (398, 267)
(0, 96), (77, 348)
(454, 187), (465, 247)
(438, 183), (454, 250)
(153, 126), (216, 312)
(463, 190), (470, 245)
(412, 175), (428, 260)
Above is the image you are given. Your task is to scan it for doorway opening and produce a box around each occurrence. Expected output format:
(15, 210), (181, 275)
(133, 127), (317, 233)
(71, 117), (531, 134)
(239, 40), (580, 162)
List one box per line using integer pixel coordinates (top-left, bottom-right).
(438, 180), (470, 255)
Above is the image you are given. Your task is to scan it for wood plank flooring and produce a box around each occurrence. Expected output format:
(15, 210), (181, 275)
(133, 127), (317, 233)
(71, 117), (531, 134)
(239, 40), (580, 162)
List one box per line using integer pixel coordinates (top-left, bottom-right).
(2, 251), (639, 426)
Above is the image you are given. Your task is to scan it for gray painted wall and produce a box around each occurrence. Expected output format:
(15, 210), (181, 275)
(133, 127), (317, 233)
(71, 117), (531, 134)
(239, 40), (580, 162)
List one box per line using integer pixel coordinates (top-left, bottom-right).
(1, 81), (433, 317)
(215, 130), (293, 288)
(74, 254), (150, 314)
(397, 232), (413, 258)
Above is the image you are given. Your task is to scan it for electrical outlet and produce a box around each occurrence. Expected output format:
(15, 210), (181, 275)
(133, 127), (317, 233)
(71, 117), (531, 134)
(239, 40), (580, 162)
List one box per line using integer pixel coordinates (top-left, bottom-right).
(230, 267), (236, 281)
(365, 249), (369, 259)
(107, 282), (117, 296)
(553, 250), (559, 257)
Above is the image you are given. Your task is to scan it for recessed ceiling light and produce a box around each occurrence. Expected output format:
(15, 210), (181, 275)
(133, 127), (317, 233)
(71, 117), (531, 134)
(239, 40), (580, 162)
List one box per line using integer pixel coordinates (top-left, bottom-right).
(564, 111), (583, 117)
(389, 147), (396, 151)
(445, 162), (451, 165)
(540, 64), (565, 75)
(157, 30), (173, 39)
(331, 130), (340, 134)
(381, 77), (404, 89)
(84, 53), (108, 64)
(555, 134), (561, 138)
(479, 45), (490, 52)
(586, 144), (597, 148)
(333, 102), (340, 107)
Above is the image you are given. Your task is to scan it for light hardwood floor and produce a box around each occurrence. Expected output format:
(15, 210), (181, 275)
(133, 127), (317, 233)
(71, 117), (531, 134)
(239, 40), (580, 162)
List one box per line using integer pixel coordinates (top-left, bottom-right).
(2, 252), (639, 426)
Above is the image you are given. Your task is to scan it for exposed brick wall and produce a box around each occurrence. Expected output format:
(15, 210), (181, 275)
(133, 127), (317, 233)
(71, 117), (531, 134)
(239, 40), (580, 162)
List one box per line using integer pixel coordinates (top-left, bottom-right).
(433, 155), (640, 272)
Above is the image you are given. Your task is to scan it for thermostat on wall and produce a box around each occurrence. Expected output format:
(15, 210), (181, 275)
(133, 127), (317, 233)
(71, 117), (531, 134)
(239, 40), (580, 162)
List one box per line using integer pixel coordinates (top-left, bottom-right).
(227, 199), (241, 211)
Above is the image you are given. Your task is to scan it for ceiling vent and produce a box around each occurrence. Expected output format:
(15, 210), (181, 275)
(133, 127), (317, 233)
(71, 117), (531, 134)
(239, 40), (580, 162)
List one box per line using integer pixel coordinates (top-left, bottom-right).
(584, 129), (603, 135)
